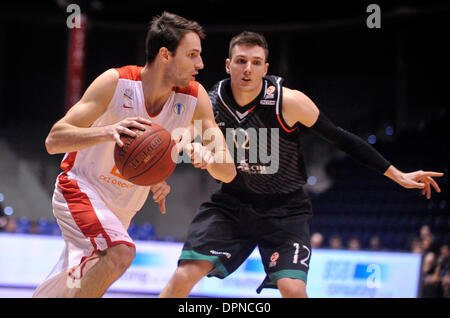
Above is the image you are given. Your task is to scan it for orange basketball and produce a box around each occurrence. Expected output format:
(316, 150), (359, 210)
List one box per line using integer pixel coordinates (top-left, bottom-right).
(114, 123), (177, 186)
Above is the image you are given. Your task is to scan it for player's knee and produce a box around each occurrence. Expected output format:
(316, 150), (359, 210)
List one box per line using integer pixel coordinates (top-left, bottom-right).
(172, 266), (198, 285)
(171, 267), (192, 285)
(175, 260), (212, 284)
(105, 244), (136, 274)
(277, 278), (307, 298)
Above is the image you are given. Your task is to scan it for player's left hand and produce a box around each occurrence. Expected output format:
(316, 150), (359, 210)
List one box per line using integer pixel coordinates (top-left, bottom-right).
(150, 181), (171, 214)
(394, 170), (444, 199)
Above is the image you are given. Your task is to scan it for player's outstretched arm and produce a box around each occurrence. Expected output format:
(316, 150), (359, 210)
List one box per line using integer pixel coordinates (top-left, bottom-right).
(384, 166), (444, 199)
(282, 87), (444, 199)
(45, 69), (151, 154)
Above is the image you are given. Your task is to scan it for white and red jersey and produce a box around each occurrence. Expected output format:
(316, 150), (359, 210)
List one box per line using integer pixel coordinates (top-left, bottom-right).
(56, 65), (198, 227)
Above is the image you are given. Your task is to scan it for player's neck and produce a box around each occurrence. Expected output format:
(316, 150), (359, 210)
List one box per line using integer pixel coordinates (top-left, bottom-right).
(230, 80), (263, 107)
(140, 64), (173, 115)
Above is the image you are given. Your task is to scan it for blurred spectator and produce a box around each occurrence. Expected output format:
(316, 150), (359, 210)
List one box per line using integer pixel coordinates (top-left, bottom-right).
(421, 244), (450, 298)
(29, 221), (39, 234)
(421, 251), (442, 297)
(369, 235), (382, 251)
(437, 244), (450, 298)
(416, 224), (439, 254)
(420, 224), (432, 241)
(422, 234), (438, 255)
(311, 232), (324, 249)
(422, 252), (436, 275)
(16, 217), (31, 233)
(410, 237), (423, 254)
(347, 237), (361, 251)
(0, 216), (7, 231)
(4, 218), (17, 233)
(329, 235), (343, 250)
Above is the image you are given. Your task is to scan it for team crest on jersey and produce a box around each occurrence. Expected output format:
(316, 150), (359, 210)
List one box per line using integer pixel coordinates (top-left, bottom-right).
(265, 85), (276, 99)
(173, 103), (185, 115)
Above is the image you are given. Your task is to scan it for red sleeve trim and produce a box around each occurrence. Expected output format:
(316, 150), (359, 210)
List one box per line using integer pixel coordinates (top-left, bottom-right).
(277, 114), (297, 133)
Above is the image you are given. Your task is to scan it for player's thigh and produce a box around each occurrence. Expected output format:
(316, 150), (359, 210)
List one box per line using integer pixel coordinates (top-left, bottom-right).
(178, 260), (214, 279)
(277, 277), (307, 298)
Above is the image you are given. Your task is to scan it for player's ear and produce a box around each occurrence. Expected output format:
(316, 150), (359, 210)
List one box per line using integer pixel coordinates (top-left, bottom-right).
(159, 47), (171, 63)
(225, 58), (231, 74)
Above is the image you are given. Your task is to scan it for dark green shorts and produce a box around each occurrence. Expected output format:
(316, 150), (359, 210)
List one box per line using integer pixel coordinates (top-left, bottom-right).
(179, 187), (313, 293)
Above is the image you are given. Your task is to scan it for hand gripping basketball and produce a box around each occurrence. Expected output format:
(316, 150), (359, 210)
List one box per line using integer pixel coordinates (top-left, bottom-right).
(114, 122), (178, 186)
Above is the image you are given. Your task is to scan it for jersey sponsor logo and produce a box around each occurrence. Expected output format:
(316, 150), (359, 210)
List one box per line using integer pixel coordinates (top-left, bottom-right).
(260, 100), (276, 105)
(103, 165), (135, 189)
(237, 159), (268, 174)
(110, 164), (127, 180)
(210, 250), (232, 259)
(98, 174), (135, 189)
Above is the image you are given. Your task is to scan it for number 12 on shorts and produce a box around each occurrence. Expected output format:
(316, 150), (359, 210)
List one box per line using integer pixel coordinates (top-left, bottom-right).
(293, 243), (310, 267)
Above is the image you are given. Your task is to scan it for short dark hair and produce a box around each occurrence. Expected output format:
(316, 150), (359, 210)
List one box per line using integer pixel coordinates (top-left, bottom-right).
(228, 31), (269, 61)
(145, 12), (205, 64)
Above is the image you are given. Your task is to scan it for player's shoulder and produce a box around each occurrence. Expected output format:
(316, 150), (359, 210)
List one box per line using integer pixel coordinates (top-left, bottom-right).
(209, 78), (228, 92)
(281, 87), (313, 119)
(84, 68), (119, 99)
(265, 74), (284, 86)
(113, 65), (142, 81)
(282, 86), (309, 105)
(281, 86), (319, 127)
(207, 78), (229, 100)
(205, 79), (225, 105)
(95, 68), (120, 82)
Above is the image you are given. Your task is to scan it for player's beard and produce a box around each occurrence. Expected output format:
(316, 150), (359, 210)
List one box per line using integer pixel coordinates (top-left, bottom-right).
(167, 63), (191, 88)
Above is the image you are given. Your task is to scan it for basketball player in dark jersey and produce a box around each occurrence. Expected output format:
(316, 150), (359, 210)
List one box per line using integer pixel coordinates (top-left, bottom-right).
(159, 32), (443, 297)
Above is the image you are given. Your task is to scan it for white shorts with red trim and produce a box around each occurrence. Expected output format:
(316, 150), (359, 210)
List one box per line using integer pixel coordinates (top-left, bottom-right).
(32, 177), (135, 298)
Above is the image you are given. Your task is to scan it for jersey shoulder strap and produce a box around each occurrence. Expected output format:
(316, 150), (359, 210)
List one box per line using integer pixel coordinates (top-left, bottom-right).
(264, 75), (298, 134)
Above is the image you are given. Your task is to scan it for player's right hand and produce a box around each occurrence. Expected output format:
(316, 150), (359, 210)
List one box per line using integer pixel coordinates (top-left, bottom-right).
(184, 142), (214, 169)
(107, 117), (152, 147)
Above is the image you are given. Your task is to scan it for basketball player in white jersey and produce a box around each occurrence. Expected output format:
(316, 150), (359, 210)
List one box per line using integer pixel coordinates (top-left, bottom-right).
(32, 12), (236, 298)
